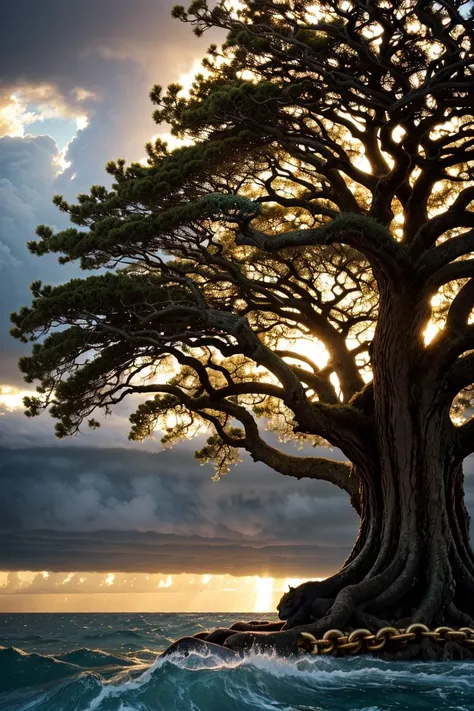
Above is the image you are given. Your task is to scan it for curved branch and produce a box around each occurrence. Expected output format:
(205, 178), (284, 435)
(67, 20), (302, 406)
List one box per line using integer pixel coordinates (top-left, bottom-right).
(418, 227), (474, 275)
(123, 377), (361, 508)
(235, 214), (411, 282)
(431, 259), (474, 288)
(457, 417), (474, 460)
(279, 361), (338, 405)
(201, 395), (361, 509)
(172, 246), (366, 401)
(446, 354), (474, 397)
(249, 442), (360, 511)
(79, 308), (372, 459)
(428, 324), (474, 368)
(446, 278), (474, 331)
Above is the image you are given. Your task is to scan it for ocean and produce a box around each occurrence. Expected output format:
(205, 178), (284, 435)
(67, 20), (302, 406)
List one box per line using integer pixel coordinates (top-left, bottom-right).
(0, 612), (473, 710)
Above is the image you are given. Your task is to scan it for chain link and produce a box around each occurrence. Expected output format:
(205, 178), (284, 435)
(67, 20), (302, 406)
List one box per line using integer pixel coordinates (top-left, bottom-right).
(296, 624), (474, 655)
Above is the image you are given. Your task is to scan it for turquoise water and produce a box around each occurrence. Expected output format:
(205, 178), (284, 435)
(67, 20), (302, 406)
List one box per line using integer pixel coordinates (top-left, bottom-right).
(0, 613), (473, 710)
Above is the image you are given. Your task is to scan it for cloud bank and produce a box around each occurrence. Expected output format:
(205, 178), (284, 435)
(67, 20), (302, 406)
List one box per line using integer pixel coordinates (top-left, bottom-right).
(0, 446), (358, 577)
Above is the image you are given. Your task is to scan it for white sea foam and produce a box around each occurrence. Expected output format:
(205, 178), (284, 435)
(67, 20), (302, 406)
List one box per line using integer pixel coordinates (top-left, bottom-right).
(4, 613), (473, 711)
(85, 658), (166, 710)
(84, 647), (474, 711)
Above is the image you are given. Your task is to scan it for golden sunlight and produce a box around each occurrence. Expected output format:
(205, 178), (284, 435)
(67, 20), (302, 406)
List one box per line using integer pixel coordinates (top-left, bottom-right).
(352, 152), (372, 174)
(54, 149), (72, 175)
(254, 576), (274, 613)
(177, 58), (211, 98)
(0, 386), (31, 412)
(225, 0), (247, 19)
(0, 94), (28, 137)
(424, 321), (441, 346)
(281, 337), (329, 370)
(0, 572), (333, 613)
(158, 575), (173, 588)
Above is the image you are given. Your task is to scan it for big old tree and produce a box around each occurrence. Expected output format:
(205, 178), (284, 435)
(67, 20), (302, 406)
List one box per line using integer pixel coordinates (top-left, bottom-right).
(11, 0), (474, 652)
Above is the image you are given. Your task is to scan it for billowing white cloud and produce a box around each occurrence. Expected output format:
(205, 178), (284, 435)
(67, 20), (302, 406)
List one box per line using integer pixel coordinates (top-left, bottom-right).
(0, 84), (93, 140)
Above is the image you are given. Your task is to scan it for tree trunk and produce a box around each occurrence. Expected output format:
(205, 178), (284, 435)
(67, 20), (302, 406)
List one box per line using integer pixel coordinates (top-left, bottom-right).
(222, 291), (474, 655)
(223, 434), (474, 657)
(271, 458), (473, 634)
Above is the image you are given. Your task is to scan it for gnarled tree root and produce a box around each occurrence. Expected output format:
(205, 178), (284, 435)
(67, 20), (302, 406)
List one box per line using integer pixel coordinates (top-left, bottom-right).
(159, 533), (474, 661)
(160, 636), (238, 660)
(158, 564), (474, 661)
(160, 624), (474, 661)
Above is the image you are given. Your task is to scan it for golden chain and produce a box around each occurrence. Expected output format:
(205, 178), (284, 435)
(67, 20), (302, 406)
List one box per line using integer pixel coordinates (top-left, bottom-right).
(297, 624), (474, 655)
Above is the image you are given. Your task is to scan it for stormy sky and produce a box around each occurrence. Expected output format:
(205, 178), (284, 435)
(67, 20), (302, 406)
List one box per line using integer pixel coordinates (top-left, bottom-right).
(0, 0), (473, 611)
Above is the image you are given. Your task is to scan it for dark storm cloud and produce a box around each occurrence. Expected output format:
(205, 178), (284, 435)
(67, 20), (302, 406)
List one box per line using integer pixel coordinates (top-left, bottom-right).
(0, 132), (76, 385)
(0, 0), (201, 88)
(0, 529), (347, 578)
(0, 446), (359, 575)
(0, 446), (473, 576)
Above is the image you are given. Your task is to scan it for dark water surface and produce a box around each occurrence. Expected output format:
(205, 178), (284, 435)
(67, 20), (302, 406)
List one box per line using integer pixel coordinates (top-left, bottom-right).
(0, 613), (472, 710)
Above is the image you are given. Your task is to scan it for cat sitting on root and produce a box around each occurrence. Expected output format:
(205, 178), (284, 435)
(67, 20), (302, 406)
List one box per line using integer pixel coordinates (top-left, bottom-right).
(277, 583), (331, 628)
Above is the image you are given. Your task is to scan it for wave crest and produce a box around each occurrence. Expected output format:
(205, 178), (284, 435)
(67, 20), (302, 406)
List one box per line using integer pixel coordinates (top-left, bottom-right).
(1, 643), (474, 710)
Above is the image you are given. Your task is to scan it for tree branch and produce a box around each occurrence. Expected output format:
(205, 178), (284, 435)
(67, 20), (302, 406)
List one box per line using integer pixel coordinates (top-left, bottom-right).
(445, 278), (474, 332)
(457, 417), (474, 460)
(235, 214), (411, 282)
(201, 395), (361, 509)
(78, 308), (371, 458)
(122, 377), (362, 508)
(431, 259), (474, 288)
(446, 354), (474, 397)
(412, 210), (474, 262)
(419, 229), (474, 277)
(249, 442), (360, 512)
